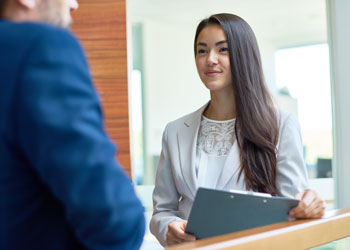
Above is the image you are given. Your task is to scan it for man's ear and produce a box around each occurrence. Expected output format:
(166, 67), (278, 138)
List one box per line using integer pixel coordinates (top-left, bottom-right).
(16, 0), (36, 9)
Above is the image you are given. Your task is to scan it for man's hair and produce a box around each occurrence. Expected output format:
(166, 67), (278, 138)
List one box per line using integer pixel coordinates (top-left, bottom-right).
(0, 0), (5, 18)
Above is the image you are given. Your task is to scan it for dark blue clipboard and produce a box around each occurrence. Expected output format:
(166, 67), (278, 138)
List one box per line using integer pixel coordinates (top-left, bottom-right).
(185, 188), (299, 239)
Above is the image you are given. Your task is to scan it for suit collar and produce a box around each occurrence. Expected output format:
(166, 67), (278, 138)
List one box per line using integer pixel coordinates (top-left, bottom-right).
(177, 102), (209, 197)
(183, 102), (209, 127)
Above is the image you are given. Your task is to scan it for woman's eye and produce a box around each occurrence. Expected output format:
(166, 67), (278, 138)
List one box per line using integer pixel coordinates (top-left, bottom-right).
(220, 47), (229, 52)
(197, 49), (206, 54)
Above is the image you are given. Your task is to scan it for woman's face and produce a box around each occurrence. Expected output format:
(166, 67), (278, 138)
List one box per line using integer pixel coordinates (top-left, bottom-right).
(195, 24), (233, 93)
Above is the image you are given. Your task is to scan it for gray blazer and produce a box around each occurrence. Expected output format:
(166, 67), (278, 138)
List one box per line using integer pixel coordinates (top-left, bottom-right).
(150, 103), (309, 246)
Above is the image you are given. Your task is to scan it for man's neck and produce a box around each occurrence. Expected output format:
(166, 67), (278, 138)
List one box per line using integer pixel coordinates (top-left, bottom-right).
(2, 2), (39, 23)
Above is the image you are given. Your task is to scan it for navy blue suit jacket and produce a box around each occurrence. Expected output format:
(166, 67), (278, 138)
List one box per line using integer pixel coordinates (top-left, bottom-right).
(0, 20), (145, 250)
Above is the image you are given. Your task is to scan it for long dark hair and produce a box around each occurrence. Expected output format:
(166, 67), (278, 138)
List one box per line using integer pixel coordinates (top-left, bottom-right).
(194, 13), (279, 195)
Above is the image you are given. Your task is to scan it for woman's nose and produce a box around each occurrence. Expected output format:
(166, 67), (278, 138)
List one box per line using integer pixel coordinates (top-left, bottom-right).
(207, 51), (218, 65)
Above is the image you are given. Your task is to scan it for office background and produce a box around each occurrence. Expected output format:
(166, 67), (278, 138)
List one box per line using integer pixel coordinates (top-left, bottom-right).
(72, 0), (350, 249)
(127, 0), (349, 201)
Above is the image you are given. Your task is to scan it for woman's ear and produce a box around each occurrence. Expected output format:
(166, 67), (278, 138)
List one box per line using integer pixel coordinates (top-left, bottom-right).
(17, 0), (36, 9)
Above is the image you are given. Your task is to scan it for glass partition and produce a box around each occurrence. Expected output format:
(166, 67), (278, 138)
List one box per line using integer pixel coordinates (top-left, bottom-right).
(275, 44), (332, 179)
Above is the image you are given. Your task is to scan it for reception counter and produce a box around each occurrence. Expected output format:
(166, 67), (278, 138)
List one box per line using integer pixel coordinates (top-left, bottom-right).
(166, 207), (350, 250)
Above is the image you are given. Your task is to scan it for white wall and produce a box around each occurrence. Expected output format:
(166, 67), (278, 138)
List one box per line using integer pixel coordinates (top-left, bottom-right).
(141, 19), (209, 156)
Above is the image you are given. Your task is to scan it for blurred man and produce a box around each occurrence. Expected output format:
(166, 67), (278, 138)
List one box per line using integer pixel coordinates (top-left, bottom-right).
(0, 0), (145, 249)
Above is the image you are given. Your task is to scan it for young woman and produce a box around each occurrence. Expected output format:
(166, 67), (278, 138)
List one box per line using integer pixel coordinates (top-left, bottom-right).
(150, 13), (325, 247)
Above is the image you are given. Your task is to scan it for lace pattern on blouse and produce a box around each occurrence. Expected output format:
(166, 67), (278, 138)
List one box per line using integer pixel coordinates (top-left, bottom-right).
(197, 115), (236, 156)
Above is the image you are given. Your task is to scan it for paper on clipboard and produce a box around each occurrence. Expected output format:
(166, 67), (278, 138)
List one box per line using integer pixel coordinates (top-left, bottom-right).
(185, 187), (299, 239)
(229, 189), (272, 197)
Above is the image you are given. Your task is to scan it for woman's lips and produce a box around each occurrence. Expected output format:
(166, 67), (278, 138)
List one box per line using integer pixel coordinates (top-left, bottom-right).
(205, 70), (222, 77)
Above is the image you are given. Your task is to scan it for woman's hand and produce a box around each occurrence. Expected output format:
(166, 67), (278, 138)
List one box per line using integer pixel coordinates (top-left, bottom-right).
(289, 189), (326, 219)
(166, 221), (196, 246)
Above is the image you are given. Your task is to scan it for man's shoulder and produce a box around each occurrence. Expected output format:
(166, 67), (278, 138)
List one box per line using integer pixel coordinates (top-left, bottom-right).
(0, 20), (79, 50)
(25, 22), (79, 48)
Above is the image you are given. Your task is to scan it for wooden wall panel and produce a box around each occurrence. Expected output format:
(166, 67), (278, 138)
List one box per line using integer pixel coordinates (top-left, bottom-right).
(72, 0), (131, 175)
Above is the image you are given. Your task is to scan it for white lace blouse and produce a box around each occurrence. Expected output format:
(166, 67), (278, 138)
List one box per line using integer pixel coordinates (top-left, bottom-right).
(195, 115), (236, 188)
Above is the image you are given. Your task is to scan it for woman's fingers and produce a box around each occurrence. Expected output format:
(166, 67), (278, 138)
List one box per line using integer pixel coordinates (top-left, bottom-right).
(167, 230), (182, 245)
(290, 190), (325, 219)
(291, 192), (315, 217)
(167, 221), (196, 246)
(177, 231), (196, 241)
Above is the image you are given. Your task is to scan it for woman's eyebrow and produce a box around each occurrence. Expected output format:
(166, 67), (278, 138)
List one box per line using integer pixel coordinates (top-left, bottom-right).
(216, 40), (228, 46)
(197, 40), (228, 47)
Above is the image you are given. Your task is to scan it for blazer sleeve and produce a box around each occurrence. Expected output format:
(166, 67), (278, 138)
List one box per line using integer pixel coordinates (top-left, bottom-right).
(276, 113), (310, 197)
(150, 124), (184, 247)
(15, 27), (145, 250)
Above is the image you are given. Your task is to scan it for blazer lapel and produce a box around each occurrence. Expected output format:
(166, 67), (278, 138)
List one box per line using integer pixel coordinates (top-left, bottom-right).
(216, 140), (242, 189)
(177, 103), (208, 198)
